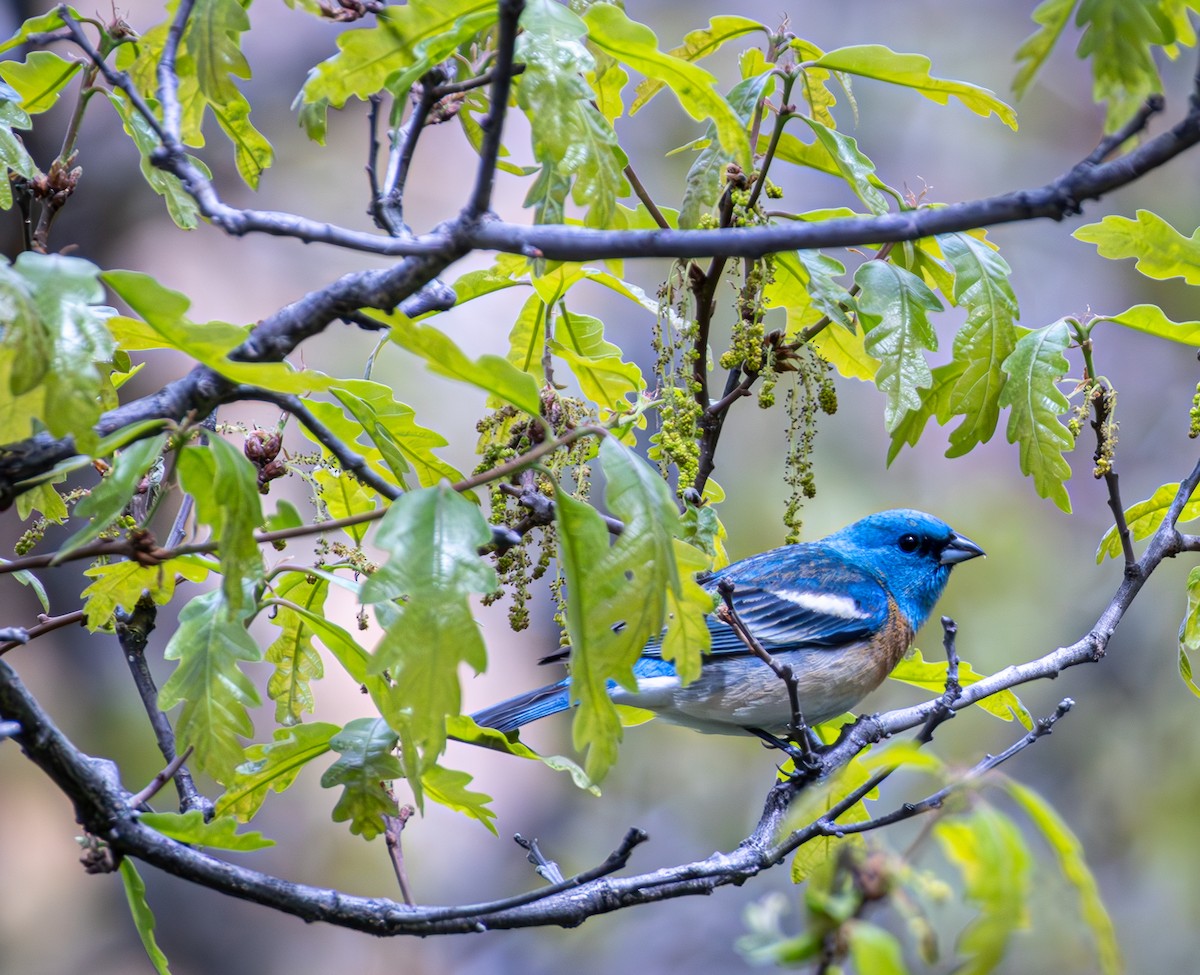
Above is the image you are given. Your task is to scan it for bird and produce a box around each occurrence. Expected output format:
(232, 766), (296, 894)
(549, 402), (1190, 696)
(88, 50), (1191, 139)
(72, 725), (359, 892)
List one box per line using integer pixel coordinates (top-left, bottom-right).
(471, 509), (983, 742)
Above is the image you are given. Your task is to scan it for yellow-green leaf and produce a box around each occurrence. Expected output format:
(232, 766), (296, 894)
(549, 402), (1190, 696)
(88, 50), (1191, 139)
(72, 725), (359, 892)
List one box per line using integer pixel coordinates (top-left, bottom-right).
(812, 44), (1017, 129)
(934, 805), (1032, 974)
(1075, 210), (1200, 285)
(583, 4), (751, 167)
(387, 317), (542, 415)
(216, 722), (339, 821)
(1099, 304), (1200, 346)
(118, 860), (172, 975)
(139, 811), (274, 851)
(1178, 566), (1200, 698)
(998, 320), (1074, 512)
(889, 649), (1033, 727)
(1004, 779), (1122, 975)
(1096, 480), (1200, 561)
(629, 15), (767, 114)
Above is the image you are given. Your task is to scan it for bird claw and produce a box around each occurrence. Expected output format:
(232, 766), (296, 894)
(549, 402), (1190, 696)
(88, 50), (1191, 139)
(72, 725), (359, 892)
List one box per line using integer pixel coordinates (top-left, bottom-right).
(750, 726), (827, 779)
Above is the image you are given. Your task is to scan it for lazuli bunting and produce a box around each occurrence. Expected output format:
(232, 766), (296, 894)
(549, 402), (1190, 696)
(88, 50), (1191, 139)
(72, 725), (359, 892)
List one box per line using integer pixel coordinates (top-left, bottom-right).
(472, 509), (983, 737)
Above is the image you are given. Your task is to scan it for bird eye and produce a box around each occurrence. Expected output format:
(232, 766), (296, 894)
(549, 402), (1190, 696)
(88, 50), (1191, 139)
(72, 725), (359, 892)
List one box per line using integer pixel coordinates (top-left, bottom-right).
(898, 533), (920, 553)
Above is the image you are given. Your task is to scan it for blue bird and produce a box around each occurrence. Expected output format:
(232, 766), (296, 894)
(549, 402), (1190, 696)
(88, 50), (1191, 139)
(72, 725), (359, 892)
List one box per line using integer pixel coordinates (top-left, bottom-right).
(472, 509), (983, 739)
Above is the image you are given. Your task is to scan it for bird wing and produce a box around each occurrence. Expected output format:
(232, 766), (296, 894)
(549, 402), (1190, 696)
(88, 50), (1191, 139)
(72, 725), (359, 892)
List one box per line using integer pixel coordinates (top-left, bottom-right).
(645, 545), (891, 658)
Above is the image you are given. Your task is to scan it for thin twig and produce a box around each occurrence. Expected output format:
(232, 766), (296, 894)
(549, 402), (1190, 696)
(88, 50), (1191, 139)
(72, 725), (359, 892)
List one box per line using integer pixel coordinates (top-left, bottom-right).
(115, 595), (209, 815)
(1087, 94), (1166, 165)
(0, 611), (83, 657)
(0, 425), (611, 577)
(128, 747), (194, 809)
(156, 0), (195, 141)
(466, 0), (524, 218)
(811, 699), (1073, 838)
(623, 163), (672, 230)
(378, 72), (445, 233)
(514, 834), (565, 884)
(714, 577), (812, 763)
(383, 804), (416, 906)
(430, 62), (526, 98)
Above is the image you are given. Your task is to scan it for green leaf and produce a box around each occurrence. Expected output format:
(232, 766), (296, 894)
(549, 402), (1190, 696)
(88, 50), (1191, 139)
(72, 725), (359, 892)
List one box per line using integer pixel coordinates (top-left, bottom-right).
(678, 70), (773, 228)
(790, 38), (840, 129)
(811, 44), (1017, 129)
(0, 252), (116, 453)
(789, 756), (873, 884)
(587, 45), (627, 123)
(1178, 566), (1200, 698)
(998, 320), (1074, 512)
(386, 316), (542, 414)
(159, 589), (262, 783)
(80, 556), (212, 631)
(139, 811), (274, 851)
(331, 380), (464, 488)
(300, 0), (495, 107)
(118, 860), (172, 975)
(939, 233), (1020, 457)
(0, 9), (78, 55)
(0, 82), (37, 208)
(215, 722), (340, 821)
(737, 893), (822, 965)
(320, 717), (404, 839)
(676, 500), (728, 567)
(934, 805), (1032, 975)
(629, 15), (767, 114)
(887, 360), (965, 463)
(447, 715), (599, 793)
(659, 539), (715, 685)
(557, 438), (688, 782)
(1014, 0), (1077, 97)
(550, 307), (643, 411)
(104, 269), (332, 394)
(890, 649), (1033, 727)
(1096, 481), (1200, 561)
(55, 434), (168, 560)
(1004, 780), (1122, 975)
(0, 51), (82, 114)
(190, 0), (250, 105)
(313, 467), (377, 544)
(265, 574), (327, 725)
(517, 0), (630, 227)
(855, 261), (944, 431)
(847, 920), (910, 975)
(102, 90), (204, 229)
(421, 762), (497, 833)
(1098, 304), (1200, 345)
(583, 4), (751, 168)
(210, 90), (274, 189)
(771, 249), (856, 334)
(15, 479), (66, 523)
(360, 484), (495, 777)
(1074, 0), (1175, 129)
(1075, 210), (1200, 285)
(176, 438), (264, 616)
(506, 291), (547, 378)
(798, 116), (892, 215)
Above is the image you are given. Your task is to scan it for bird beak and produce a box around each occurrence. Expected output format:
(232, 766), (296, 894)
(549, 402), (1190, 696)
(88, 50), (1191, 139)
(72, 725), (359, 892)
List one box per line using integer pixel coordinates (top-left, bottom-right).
(940, 532), (985, 565)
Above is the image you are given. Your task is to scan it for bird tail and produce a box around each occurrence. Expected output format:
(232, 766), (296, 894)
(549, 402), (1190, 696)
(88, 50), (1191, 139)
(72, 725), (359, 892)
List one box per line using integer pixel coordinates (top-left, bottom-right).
(470, 678), (571, 733)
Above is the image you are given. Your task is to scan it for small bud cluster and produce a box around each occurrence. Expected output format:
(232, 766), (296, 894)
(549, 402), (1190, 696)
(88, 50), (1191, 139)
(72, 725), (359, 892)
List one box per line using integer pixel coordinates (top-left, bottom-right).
(476, 393), (594, 632)
(782, 348), (836, 543)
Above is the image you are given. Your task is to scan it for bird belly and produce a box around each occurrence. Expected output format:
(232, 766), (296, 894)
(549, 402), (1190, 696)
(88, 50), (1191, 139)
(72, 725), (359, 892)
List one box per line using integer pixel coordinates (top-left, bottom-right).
(614, 623), (911, 735)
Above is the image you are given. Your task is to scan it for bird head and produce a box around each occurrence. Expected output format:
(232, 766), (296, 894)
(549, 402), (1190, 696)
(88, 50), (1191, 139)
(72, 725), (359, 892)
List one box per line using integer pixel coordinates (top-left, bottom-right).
(827, 509), (983, 629)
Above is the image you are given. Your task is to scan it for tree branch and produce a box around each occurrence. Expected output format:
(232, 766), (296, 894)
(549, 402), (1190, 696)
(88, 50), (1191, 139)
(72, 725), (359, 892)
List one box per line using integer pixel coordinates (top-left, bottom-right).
(465, 0), (524, 219)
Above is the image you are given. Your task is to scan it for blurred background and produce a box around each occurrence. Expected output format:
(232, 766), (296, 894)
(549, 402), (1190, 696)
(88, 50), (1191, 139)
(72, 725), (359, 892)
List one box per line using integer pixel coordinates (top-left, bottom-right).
(2, 1), (1199, 972)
